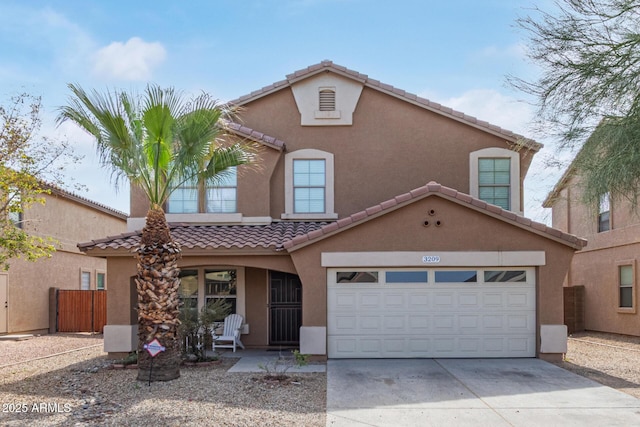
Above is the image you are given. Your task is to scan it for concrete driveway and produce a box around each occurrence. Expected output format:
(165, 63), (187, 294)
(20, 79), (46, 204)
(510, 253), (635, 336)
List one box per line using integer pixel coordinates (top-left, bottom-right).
(327, 359), (640, 427)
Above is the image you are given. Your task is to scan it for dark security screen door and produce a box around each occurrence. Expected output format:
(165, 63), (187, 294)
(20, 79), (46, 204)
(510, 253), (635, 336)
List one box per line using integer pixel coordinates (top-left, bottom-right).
(269, 271), (302, 345)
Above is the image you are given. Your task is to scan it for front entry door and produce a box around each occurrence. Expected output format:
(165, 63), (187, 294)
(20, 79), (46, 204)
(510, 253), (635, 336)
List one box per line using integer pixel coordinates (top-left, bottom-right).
(269, 271), (302, 345)
(0, 274), (7, 333)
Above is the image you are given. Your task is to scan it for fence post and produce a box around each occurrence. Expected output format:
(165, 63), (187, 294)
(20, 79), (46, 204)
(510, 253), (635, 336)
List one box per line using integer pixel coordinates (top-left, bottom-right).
(48, 288), (59, 334)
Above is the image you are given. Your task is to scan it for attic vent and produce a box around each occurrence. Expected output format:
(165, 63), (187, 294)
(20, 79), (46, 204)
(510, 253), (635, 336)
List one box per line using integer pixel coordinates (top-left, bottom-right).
(319, 89), (336, 111)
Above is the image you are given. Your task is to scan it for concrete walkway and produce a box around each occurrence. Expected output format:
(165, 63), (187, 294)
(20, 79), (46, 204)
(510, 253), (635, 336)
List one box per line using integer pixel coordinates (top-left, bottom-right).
(213, 349), (326, 373)
(327, 358), (640, 427)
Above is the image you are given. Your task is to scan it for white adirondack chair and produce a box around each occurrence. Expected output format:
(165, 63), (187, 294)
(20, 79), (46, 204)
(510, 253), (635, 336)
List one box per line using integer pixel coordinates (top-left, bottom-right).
(212, 313), (245, 352)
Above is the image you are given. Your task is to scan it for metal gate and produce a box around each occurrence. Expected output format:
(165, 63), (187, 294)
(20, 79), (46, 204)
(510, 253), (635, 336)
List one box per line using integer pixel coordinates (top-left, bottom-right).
(56, 289), (107, 333)
(269, 271), (302, 345)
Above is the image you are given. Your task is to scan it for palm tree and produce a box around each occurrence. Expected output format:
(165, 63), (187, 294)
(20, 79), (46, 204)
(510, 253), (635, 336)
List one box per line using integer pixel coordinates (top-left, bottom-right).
(58, 84), (255, 381)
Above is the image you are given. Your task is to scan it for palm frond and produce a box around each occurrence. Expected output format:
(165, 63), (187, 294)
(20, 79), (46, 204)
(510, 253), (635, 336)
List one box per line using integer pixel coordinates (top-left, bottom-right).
(57, 83), (257, 207)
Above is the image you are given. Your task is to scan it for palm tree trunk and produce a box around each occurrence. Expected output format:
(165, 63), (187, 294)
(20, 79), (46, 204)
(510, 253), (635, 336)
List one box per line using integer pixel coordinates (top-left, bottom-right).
(135, 205), (182, 381)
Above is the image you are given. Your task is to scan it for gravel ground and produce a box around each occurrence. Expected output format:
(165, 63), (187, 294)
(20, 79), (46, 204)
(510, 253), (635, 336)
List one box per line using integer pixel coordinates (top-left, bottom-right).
(0, 334), (326, 426)
(1, 331), (639, 426)
(552, 331), (640, 399)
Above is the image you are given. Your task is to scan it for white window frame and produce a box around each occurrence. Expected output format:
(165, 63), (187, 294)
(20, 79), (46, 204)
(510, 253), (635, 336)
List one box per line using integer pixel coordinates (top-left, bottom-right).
(167, 168), (239, 214)
(80, 269), (91, 290)
(598, 192), (611, 233)
(282, 149), (338, 220)
(470, 147), (521, 214)
(96, 270), (106, 291)
(617, 260), (636, 313)
(206, 167), (238, 213)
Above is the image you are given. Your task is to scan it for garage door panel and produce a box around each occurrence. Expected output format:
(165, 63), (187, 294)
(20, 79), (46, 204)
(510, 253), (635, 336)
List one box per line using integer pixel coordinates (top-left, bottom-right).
(328, 267), (536, 358)
(458, 292), (480, 307)
(384, 293), (406, 308)
(360, 293), (381, 308)
(359, 315), (382, 332)
(433, 292), (455, 307)
(383, 315), (406, 330)
(408, 293), (429, 308)
(433, 315), (455, 331)
(331, 292), (357, 310)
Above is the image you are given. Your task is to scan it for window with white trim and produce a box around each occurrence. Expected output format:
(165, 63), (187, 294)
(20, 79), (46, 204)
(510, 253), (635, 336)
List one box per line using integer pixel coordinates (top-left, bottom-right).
(470, 147), (520, 213)
(294, 159), (325, 213)
(167, 167), (238, 214)
(598, 193), (611, 232)
(167, 178), (198, 213)
(178, 269), (199, 320)
(206, 168), (237, 213)
(96, 272), (106, 290)
(283, 149), (337, 220)
(478, 158), (511, 210)
(618, 263), (634, 310)
(80, 270), (91, 290)
(205, 269), (237, 321)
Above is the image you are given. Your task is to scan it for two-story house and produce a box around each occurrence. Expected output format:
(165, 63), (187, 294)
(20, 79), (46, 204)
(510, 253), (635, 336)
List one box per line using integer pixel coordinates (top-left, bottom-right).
(544, 160), (640, 337)
(79, 61), (586, 361)
(1, 184), (127, 335)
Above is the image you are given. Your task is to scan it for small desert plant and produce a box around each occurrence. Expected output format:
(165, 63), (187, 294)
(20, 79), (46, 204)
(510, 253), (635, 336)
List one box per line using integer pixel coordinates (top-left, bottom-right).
(258, 348), (310, 379)
(122, 351), (138, 365)
(178, 299), (231, 361)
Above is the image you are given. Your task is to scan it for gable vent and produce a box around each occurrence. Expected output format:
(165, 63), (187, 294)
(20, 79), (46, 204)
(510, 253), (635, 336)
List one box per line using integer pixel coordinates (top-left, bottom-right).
(319, 89), (336, 111)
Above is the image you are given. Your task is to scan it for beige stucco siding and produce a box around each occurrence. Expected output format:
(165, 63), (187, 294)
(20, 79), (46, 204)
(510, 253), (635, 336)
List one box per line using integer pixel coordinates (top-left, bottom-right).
(238, 87), (533, 219)
(288, 196), (574, 348)
(7, 251), (108, 333)
(5, 191), (126, 334)
(129, 85), (536, 221)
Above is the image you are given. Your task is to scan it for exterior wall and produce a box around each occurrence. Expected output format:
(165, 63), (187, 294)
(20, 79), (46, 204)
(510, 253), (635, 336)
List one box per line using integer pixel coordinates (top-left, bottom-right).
(7, 251), (108, 333)
(239, 86), (534, 219)
(244, 267), (269, 347)
(549, 173), (640, 336)
(5, 192), (126, 334)
(129, 83), (535, 222)
(289, 196), (575, 358)
(104, 253), (295, 350)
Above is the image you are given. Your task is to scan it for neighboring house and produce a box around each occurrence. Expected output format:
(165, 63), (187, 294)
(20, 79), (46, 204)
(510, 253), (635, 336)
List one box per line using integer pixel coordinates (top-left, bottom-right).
(544, 162), (640, 337)
(79, 60), (586, 361)
(0, 185), (127, 335)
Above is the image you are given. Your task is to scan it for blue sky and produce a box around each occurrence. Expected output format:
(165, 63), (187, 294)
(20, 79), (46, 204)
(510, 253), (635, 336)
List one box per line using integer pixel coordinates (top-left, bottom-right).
(0, 0), (562, 222)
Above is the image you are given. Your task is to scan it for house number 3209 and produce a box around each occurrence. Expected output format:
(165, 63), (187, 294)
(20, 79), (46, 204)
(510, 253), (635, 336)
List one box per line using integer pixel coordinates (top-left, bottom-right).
(422, 256), (441, 264)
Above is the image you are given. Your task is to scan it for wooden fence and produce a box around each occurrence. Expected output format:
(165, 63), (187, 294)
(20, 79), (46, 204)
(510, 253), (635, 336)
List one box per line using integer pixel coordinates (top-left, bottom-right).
(54, 289), (107, 333)
(564, 285), (585, 334)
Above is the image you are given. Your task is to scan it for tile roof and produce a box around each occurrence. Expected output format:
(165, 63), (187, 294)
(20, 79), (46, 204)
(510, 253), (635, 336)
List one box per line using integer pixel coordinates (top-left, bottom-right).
(44, 182), (128, 219)
(224, 120), (285, 151)
(282, 181), (587, 251)
(228, 60), (542, 152)
(78, 221), (327, 253)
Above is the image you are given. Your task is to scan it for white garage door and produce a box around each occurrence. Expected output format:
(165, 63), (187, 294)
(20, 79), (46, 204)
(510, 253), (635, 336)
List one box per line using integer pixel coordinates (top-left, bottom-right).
(327, 268), (536, 358)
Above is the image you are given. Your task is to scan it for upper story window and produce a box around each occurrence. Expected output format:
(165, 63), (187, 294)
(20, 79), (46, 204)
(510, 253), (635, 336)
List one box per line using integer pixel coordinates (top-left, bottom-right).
(470, 147), (521, 214)
(282, 149), (337, 220)
(598, 192), (611, 232)
(167, 178), (198, 213)
(294, 159), (325, 213)
(167, 167), (237, 214)
(206, 168), (237, 213)
(478, 158), (511, 210)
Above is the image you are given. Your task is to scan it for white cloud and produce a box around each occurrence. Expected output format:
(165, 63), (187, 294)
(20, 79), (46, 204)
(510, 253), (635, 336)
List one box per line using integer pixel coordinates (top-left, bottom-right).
(92, 37), (166, 81)
(431, 88), (534, 136)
